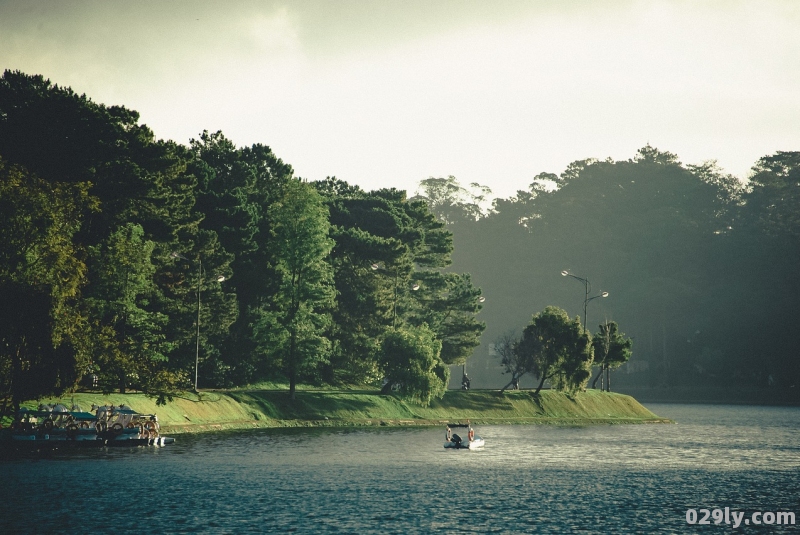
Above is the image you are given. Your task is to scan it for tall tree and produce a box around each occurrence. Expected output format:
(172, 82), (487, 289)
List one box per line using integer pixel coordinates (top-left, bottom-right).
(746, 151), (800, 239)
(84, 223), (173, 394)
(166, 229), (237, 390)
(409, 271), (485, 366)
(313, 179), (408, 383)
(494, 330), (528, 392)
(0, 70), (224, 397)
(189, 131), (293, 385)
(253, 180), (335, 399)
(0, 70), (198, 247)
(0, 159), (96, 409)
(633, 143), (681, 166)
(517, 306), (592, 395)
(591, 320), (633, 391)
(317, 180), (487, 383)
(379, 325), (448, 406)
(722, 151), (800, 388)
(411, 176), (492, 225)
(401, 192), (486, 366)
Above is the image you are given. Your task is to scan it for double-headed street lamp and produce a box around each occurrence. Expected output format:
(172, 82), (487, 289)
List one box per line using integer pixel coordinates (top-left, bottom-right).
(560, 270), (608, 333)
(171, 252), (225, 391)
(371, 262), (420, 329)
(370, 262), (484, 330)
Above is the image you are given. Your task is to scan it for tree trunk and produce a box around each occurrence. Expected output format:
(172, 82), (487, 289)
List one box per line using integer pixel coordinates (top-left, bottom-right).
(591, 367), (604, 389)
(534, 375), (547, 395)
(500, 372), (525, 393)
(12, 344), (22, 416)
(606, 366), (611, 392)
(288, 323), (297, 400)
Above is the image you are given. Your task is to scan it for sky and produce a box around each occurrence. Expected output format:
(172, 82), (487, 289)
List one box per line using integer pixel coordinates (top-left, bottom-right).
(1, 0), (799, 200)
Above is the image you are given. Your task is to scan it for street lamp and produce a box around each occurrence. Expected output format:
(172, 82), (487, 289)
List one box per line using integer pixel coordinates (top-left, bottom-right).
(171, 252), (225, 391)
(560, 270), (608, 333)
(371, 261), (419, 329)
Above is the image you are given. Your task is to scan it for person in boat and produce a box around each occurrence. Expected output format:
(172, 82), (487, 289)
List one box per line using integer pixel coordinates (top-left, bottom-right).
(446, 426), (451, 442)
(468, 427), (475, 442)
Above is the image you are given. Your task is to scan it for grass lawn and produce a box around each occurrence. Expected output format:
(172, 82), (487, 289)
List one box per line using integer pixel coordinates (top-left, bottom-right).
(3, 388), (668, 434)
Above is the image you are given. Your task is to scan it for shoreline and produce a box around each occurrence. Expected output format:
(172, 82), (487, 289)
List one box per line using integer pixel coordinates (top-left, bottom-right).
(158, 415), (672, 435)
(5, 389), (670, 435)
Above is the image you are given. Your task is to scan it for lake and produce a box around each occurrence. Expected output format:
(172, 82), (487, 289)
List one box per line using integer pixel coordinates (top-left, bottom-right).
(1, 403), (798, 533)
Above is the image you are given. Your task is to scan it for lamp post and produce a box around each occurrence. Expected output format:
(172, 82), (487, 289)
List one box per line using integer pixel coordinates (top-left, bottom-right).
(371, 262), (419, 329)
(560, 270), (608, 333)
(172, 252), (225, 391)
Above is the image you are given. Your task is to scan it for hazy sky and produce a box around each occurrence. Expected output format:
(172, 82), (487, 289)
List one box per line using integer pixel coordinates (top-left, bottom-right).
(2, 0), (798, 199)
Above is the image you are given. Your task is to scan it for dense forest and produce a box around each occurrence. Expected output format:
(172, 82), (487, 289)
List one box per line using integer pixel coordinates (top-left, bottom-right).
(0, 71), (485, 408)
(1, 70), (798, 409)
(418, 148), (799, 392)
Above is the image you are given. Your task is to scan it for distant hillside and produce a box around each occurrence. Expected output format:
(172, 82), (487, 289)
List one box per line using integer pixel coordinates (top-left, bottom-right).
(442, 153), (800, 392)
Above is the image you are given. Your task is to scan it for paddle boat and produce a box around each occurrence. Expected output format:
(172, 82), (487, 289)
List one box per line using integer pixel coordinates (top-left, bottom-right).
(92, 404), (174, 446)
(5, 403), (174, 449)
(444, 422), (484, 450)
(10, 404), (98, 444)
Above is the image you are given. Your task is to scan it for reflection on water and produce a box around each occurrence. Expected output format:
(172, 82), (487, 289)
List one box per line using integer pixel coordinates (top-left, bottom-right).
(2, 403), (798, 533)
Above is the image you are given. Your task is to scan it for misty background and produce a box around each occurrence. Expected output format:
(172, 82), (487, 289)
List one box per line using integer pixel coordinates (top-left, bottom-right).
(2, 1), (799, 199)
(427, 152), (799, 393)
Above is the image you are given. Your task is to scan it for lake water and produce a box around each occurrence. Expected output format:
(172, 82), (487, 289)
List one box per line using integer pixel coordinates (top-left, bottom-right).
(1, 403), (799, 534)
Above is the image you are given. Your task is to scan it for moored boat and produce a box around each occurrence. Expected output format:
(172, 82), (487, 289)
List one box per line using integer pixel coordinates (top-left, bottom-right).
(4, 403), (174, 449)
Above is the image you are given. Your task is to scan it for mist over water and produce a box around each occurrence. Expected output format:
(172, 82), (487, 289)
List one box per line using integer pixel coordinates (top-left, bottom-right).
(2, 404), (798, 533)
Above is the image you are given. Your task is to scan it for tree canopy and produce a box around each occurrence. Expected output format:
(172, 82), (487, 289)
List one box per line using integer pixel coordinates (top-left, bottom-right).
(0, 159), (95, 408)
(2, 68), (798, 404)
(444, 148), (799, 392)
(254, 180), (335, 399)
(379, 325), (448, 407)
(0, 71), (487, 406)
(516, 307), (592, 395)
(591, 321), (633, 391)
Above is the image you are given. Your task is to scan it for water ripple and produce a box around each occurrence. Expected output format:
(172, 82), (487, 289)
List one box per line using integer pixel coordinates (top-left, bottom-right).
(1, 403), (798, 533)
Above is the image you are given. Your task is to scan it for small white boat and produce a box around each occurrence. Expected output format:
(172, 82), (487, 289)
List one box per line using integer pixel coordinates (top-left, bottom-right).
(443, 422), (484, 450)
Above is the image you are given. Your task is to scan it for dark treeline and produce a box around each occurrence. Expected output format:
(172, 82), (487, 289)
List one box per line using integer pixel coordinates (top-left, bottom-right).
(0, 71), (485, 409)
(417, 146), (799, 392)
(2, 70), (797, 409)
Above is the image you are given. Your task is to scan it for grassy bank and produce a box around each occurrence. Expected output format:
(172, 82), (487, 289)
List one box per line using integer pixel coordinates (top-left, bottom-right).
(8, 389), (668, 434)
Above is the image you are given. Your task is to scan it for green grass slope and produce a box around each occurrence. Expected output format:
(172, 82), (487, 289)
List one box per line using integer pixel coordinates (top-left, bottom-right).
(10, 389), (667, 434)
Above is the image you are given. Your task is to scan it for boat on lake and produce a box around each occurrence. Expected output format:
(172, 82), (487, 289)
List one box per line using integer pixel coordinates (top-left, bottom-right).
(4, 403), (174, 449)
(444, 422), (484, 450)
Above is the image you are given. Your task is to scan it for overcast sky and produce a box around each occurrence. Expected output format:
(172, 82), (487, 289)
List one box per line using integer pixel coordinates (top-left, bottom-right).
(2, 0), (798, 199)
